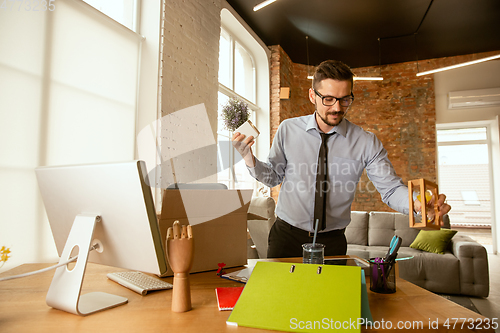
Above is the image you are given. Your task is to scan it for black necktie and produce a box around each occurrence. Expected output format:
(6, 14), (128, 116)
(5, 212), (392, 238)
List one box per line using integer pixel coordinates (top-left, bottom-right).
(314, 132), (333, 231)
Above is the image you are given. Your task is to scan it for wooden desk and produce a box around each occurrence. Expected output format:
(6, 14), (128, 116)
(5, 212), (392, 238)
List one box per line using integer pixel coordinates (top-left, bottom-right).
(0, 260), (494, 333)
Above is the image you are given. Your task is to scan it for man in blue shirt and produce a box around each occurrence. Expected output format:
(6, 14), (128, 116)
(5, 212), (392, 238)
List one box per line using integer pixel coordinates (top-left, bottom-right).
(232, 60), (451, 258)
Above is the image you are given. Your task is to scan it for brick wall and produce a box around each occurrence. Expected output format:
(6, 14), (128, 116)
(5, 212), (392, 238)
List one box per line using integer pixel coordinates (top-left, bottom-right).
(269, 48), (498, 212)
(349, 61), (436, 212)
(159, 0), (221, 185)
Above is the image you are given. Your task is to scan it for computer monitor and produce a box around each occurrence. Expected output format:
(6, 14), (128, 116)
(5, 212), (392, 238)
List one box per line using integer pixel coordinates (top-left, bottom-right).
(35, 160), (167, 315)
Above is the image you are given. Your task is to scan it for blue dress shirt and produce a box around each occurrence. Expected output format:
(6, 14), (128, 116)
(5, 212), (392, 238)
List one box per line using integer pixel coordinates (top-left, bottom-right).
(248, 113), (410, 233)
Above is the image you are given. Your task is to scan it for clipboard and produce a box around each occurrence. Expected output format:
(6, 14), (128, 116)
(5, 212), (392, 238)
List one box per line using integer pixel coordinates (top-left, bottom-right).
(227, 261), (362, 332)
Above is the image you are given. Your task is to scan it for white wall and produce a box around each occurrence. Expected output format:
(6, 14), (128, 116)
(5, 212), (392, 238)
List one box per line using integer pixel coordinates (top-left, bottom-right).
(435, 59), (500, 253)
(435, 60), (500, 124)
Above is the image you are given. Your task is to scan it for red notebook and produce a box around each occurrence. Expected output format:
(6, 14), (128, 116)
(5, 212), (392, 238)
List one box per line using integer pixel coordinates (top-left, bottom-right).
(215, 286), (244, 311)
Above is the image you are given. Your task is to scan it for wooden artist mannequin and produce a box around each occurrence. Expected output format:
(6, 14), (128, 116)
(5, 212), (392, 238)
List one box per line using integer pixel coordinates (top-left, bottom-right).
(166, 221), (194, 312)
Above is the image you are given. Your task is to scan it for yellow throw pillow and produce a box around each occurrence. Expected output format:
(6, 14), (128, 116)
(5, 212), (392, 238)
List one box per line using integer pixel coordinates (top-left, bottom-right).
(409, 229), (458, 254)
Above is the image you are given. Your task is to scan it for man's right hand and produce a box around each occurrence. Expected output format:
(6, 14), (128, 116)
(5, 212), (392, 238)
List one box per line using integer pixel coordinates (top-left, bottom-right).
(231, 132), (256, 167)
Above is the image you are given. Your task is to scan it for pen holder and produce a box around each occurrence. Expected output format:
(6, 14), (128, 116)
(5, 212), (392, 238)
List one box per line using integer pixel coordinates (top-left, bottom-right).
(368, 258), (396, 294)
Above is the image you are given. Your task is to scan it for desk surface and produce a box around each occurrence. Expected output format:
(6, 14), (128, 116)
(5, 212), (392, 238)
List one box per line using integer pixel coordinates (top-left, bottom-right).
(0, 259), (494, 333)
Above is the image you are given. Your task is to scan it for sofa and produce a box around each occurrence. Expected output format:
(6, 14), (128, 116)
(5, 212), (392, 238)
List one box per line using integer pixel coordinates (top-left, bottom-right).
(346, 211), (489, 298)
(247, 198), (490, 298)
(247, 197), (277, 259)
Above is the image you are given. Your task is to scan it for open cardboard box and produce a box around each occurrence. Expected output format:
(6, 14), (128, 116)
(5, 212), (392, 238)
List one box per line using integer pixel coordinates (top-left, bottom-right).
(158, 188), (256, 275)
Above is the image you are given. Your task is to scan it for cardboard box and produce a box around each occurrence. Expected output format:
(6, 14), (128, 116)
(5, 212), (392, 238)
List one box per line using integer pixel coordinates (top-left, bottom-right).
(159, 189), (253, 274)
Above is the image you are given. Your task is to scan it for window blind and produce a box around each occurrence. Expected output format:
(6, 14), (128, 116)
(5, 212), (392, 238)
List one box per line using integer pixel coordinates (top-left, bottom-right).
(0, 0), (142, 270)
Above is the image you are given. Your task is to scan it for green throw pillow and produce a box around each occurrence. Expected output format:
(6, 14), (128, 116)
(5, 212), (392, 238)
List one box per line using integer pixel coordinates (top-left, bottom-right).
(409, 229), (458, 254)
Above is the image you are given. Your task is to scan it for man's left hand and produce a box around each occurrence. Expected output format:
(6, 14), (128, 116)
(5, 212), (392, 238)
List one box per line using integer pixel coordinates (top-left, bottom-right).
(414, 193), (452, 226)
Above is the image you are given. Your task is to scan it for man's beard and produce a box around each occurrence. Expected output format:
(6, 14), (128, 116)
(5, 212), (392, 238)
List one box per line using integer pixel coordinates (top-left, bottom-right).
(316, 108), (348, 127)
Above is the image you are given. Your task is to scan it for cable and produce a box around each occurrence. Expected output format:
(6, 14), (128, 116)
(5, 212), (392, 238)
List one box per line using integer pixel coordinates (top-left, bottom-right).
(414, 0), (435, 35)
(0, 243), (99, 282)
(378, 0), (434, 70)
(0, 256), (78, 282)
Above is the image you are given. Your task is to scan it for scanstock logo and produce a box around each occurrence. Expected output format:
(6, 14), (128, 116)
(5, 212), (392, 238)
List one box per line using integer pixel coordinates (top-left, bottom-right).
(136, 103), (251, 225)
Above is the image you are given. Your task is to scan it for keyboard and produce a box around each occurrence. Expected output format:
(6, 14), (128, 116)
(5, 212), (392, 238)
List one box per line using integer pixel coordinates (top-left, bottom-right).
(107, 271), (173, 296)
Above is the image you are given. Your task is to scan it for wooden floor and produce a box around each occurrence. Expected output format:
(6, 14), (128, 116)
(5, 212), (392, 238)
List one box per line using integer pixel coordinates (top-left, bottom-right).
(471, 253), (500, 333)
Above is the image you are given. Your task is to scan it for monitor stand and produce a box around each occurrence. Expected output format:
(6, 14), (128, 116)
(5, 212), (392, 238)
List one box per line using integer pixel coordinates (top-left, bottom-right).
(46, 214), (128, 316)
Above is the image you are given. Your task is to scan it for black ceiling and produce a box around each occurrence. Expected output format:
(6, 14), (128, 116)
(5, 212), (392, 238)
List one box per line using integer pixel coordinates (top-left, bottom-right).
(226, 0), (500, 69)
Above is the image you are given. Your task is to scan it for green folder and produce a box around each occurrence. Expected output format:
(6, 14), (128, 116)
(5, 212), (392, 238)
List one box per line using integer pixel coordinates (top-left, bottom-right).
(227, 261), (362, 332)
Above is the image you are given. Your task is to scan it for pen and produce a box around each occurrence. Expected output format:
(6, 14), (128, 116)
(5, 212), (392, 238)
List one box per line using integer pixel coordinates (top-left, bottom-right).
(312, 219), (319, 246)
(311, 219), (319, 263)
(395, 256), (413, 261)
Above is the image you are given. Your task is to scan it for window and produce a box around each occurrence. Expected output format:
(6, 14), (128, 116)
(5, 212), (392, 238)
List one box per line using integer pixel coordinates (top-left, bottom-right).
(461, 191), (481, 206)
(234, 41), (255, 102)
(437, 127), (487, 143)
(217, 27), (257, 190)
(437, 127), (492, 226)
(219, 29), (232, 88)
(83, 0), (138, 32)
(218, 28), (256, 103)
(0, 0), (144, 271)
(218, 7), (270, 195)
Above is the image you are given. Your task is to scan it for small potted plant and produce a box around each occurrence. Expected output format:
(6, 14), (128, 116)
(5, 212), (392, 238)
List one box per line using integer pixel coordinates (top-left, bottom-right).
(221, 97), (250, 132)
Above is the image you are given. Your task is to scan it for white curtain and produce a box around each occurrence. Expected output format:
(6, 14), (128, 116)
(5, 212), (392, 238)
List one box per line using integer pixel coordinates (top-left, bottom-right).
(0, 0), (142, 271)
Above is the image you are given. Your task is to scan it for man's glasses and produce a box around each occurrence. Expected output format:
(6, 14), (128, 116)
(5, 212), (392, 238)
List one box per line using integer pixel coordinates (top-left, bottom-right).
(313, 88), (354, 107)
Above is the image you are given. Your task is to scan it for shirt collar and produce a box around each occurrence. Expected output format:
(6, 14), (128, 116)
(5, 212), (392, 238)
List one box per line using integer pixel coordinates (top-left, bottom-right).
(306, 112), (348, 138)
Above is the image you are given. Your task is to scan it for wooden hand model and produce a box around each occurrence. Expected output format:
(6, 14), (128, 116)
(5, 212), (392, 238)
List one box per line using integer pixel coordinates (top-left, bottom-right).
(166, 221), (194, 312)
